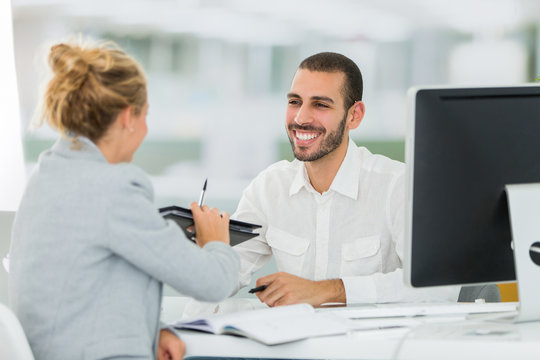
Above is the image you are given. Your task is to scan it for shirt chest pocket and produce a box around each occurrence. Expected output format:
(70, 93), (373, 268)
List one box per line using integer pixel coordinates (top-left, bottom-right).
(266, 227), (310, 276)
(340, 235), (381, 276)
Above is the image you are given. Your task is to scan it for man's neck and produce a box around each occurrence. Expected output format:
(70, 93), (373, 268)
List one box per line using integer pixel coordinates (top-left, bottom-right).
(305, 138), (349, 194)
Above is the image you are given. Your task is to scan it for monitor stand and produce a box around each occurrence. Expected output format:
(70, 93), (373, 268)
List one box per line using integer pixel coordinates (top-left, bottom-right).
(506, 183), (540, 322)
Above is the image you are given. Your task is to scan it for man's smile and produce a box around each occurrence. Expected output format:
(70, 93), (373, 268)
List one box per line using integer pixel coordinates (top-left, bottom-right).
(294, 130), (321, 143)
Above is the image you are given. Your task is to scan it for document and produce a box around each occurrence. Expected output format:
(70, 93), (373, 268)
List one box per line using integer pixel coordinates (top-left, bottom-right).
(173, 303), (356, 345)
(159, 205), (261, 246)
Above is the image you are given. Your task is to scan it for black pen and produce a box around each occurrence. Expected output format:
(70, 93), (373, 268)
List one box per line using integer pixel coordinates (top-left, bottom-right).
(248, 285), (267, 293)
(198, 178), (207, 208)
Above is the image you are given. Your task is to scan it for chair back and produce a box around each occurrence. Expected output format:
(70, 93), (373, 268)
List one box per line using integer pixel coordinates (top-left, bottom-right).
(0, 302), (34, 360)
(0, 211), (16, 304)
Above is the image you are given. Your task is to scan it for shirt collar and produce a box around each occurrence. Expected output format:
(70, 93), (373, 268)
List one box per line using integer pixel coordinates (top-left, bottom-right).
(289, 160), (310, 196)
(51, 135), (108, 163)
(330, 138), (360, 200)
(288, 138), (360, 200)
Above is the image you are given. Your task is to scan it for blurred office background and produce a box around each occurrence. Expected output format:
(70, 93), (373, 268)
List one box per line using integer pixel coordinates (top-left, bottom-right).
(9, 0), (540, 214)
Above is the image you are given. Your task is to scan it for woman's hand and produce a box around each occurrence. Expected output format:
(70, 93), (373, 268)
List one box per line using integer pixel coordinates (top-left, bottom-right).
(157, 329), (185, 360)
(190, 202), (230, 247)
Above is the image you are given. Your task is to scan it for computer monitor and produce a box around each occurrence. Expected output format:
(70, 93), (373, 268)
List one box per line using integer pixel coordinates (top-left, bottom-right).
(404, 85), (540, 321)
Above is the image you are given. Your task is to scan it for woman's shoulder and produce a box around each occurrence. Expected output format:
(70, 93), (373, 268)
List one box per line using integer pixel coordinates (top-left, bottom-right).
(36, 137), (155, 201)
(60, 158), (155, 203)
(106, 163), (154, 199)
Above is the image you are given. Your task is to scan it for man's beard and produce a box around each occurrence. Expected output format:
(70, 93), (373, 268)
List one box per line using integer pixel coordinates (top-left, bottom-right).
(287, 114), (347, 162)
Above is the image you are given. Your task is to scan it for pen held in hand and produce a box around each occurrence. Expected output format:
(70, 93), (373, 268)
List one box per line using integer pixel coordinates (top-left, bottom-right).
(248, 285), (267, 294)
(198, 178), (207, 208)
(190, 178), (208, 241)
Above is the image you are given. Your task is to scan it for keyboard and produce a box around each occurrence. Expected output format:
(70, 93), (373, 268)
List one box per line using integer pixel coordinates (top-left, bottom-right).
(318, 301), (519, 319)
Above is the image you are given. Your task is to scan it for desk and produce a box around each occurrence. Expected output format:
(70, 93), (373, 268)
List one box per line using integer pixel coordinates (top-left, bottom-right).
(397, 320), (540, 360)
(176, 328), (404, 359)
(162, 297), (540, 359)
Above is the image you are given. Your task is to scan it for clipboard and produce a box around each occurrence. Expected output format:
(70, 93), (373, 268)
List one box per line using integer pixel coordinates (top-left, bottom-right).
(159, 205), (261, 246)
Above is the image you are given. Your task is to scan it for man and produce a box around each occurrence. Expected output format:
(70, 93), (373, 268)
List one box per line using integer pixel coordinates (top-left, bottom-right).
(232, 52), (458, 307)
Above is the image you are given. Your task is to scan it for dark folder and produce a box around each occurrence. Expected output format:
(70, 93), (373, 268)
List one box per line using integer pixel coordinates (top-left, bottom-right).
(159, 205), (261, 246)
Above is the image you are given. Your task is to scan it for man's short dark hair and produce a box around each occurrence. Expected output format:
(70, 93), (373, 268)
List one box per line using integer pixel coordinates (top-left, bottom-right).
(298, 52), (363, 111)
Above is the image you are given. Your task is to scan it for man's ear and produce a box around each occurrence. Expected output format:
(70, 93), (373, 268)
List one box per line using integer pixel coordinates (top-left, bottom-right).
(347, 101), (365, 130)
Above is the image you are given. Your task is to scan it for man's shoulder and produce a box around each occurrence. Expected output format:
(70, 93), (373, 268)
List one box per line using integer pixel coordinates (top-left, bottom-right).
(255, 159), (300, 180)
(243, 159), (300, 195)
(355, 145), (404, 176)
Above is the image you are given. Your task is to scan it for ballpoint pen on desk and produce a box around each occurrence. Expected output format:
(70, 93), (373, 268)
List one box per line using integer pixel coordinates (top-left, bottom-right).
(248, 285), (267, 294)
(198, 178), (207, 208)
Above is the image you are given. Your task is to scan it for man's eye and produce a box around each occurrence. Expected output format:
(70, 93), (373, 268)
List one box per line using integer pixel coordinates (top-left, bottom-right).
(288, 100), (300, 105)
(315, 103), (329, 108)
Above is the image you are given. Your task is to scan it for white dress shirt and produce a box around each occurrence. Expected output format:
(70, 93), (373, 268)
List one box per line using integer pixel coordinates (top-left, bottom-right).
(233, 139), (459, 304)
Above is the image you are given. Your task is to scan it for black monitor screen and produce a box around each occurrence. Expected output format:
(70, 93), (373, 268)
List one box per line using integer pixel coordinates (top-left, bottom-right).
(406, 86), (540, 288)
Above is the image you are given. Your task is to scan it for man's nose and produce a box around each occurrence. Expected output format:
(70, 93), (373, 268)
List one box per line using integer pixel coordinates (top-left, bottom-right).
(294, 105), (311, 125)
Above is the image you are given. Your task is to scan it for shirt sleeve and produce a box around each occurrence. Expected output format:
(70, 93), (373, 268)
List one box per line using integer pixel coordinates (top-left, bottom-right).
(342, 172), (461, 303)
(231, 178), (273, 293)
(105, 166), (240, 303)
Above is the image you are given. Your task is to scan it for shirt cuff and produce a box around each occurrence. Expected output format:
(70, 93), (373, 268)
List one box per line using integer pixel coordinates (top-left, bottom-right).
(342, 275), (377, 304)
(160, 321), (181, 338)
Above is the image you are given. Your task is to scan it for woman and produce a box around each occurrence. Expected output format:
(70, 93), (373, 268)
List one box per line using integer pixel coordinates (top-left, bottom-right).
(8, 39), (239, 360)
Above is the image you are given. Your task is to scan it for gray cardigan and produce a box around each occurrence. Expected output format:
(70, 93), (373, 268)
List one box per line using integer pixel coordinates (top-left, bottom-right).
(9, 137), (239, 360)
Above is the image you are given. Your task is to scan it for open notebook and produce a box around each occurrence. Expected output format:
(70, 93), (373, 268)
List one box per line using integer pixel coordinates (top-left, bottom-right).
(173, 303), (355, 345)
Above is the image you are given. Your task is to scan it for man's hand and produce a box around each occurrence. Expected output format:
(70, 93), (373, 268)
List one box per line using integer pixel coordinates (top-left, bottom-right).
(157, 329), (186, 360)
(254, 272), (346, 307)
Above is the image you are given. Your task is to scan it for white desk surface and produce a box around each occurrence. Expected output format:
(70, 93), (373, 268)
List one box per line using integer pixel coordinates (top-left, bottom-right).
(398, 320), (540, 360)
(162, 297), (540, 360)
(176, 328), (404, 359)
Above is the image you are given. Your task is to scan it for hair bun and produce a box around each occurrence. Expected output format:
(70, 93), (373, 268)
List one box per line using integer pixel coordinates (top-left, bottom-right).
(48, 43), (90, 88)
(41, 38), (147, 142)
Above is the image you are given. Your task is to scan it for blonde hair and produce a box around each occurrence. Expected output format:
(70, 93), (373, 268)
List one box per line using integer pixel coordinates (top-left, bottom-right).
(40, 39), (147, 142)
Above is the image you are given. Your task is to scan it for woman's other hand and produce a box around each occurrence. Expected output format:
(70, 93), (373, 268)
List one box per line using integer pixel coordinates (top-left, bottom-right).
(157, 329), (185, 360)
(190, 202), (230, 247)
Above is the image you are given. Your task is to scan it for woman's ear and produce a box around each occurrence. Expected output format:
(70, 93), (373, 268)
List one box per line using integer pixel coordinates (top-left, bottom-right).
(347, 101), (365, 130)
(117, 106), (134, 132)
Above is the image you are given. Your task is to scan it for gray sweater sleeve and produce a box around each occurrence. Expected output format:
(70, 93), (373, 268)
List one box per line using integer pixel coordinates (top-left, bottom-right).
(106, 165), (239, 302)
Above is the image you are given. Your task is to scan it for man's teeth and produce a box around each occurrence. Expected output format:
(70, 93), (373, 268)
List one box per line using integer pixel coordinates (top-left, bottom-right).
(296, 132), (319, 141)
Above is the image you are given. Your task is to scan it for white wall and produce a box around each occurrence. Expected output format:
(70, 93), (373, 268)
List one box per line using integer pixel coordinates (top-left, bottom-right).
(0, 1), (25, 211)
